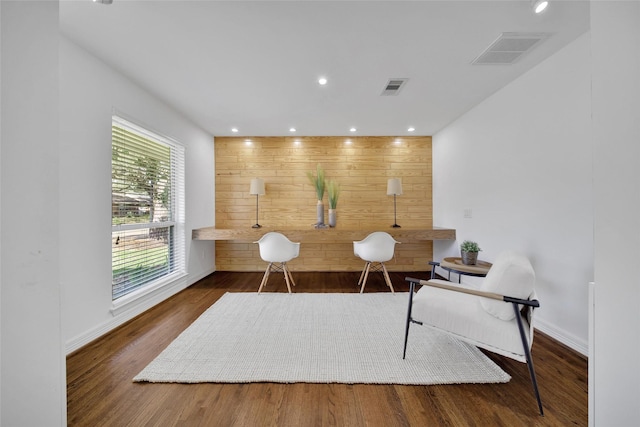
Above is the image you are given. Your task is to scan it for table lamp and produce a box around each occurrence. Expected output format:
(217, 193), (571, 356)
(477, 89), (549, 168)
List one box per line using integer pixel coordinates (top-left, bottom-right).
(249, 178), (265, 228)
(387, 178), (403, 228)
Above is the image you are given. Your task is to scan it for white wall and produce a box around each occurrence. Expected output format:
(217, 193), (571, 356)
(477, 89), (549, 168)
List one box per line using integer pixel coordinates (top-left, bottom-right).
(1, 1), (65, 425)
(0, 2), (3, 420)
(591, 1), (640, 424)
(60, 37), (216, 353)
(433, 32), (593, 354)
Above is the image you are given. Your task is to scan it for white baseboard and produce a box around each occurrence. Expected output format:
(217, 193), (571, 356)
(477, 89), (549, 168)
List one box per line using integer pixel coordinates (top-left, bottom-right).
(65, 267), (216, 355)
(535, 317), (588, 356)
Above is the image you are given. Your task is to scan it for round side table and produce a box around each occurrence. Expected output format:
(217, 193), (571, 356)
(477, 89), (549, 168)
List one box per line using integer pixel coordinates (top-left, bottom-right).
(429, 257), (492, 283)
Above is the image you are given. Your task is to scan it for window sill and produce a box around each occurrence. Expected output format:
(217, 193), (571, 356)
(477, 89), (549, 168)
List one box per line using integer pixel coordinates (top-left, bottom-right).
(110, 270), (187, 317)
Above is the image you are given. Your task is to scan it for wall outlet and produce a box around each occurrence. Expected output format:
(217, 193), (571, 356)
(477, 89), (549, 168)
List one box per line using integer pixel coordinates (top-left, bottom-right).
(463, 208), (473, 219)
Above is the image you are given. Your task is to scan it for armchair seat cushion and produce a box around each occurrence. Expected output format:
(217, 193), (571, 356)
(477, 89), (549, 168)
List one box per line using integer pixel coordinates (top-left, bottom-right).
(412, 279), (531, 362)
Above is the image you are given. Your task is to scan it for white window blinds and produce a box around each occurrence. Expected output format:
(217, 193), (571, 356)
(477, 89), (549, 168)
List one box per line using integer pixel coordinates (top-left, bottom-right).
(111, 116), (185, 300)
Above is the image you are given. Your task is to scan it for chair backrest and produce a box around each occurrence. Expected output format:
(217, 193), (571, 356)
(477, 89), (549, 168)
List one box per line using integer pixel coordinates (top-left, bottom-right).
(479, 251), (536, 320)
(353, 231), (399, 263)
(255, 232), (300, 263)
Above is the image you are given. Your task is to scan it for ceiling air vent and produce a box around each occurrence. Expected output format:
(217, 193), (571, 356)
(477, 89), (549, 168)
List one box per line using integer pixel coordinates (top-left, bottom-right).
(381, 78), (408, 96)
(471, 32), (551, 65)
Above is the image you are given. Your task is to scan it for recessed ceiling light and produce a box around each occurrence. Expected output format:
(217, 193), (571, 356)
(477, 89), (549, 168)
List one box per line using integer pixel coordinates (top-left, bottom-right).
(289, 127), (296, 133)
(231, 128), (238, 133)
(318, 77), (328, 85)
(407, 127), (415, 132)
(349, 127), (357, 132)
(532, 0), (548, 14)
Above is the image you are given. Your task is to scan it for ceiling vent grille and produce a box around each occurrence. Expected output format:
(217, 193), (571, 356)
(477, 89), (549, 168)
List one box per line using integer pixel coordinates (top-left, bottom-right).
(381, 78), (408, 96)
(472, 32), (551, 65)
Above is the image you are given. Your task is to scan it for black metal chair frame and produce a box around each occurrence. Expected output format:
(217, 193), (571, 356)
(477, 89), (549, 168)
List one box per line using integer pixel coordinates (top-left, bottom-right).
(403, 277), (544, 416)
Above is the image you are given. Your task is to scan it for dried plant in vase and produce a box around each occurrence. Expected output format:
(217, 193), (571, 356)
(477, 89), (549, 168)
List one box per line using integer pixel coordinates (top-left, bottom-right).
(306, 164), (326, 227)
(326, 180), (340, 227)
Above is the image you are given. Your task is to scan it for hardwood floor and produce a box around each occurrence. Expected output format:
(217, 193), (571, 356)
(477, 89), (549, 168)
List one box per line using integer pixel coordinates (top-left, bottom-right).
(67, 271), (588, 426)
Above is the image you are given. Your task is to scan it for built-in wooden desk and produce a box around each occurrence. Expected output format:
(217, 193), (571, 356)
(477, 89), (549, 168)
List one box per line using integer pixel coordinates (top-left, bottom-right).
(193, 227), (456, 272)
(192, 227), (456, 243)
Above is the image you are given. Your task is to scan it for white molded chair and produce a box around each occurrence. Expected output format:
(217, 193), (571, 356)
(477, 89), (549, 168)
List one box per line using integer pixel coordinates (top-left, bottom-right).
(254, 232), (300, 293)
(353, 231), (400, 293)
(403, 251), (543, 415)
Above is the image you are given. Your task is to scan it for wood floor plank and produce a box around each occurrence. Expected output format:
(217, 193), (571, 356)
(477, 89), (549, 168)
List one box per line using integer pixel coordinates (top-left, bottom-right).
(67, 271), (587, 426)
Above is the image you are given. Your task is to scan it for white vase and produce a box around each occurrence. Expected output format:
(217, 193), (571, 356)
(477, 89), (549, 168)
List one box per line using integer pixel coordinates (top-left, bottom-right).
(316, 200), (325, 225)
(328, 209), (337, 227)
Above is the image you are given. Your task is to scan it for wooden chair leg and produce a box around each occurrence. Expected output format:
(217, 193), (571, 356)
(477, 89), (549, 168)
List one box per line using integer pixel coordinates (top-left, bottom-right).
(360, 262), (371, 293)
(285, 265), (296, 287)
(381, 262), (395, 293)
(282, 263), (292, 293)
(357, 262), (368, 289)
(258, 263), (272, 293)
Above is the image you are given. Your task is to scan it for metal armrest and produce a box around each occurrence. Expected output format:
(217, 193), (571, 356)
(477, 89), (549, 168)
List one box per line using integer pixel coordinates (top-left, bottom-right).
(405, 277), (539, 308)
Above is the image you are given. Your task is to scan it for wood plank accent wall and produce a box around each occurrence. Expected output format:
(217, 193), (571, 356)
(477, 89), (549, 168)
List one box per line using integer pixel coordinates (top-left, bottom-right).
(214, 136), (433, 272)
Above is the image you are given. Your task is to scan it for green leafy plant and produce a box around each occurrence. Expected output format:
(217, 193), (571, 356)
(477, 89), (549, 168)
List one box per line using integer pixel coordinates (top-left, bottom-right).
(327, 180), (341, 209)
(460, 240), (482, 252)
(306, 164), (326, 201)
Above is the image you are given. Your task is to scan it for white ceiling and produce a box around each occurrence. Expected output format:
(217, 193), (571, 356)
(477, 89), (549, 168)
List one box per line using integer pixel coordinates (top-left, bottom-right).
(59, 0), (590, 137)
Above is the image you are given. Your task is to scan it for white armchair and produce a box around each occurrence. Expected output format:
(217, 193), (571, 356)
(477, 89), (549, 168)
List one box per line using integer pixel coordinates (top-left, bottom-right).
(254, 232), (300, 293)
(403, 251), (543, 415)
(353, 231), (400, 293)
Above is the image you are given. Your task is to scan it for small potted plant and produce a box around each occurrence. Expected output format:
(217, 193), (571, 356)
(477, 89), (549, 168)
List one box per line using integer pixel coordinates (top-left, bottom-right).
(460, 240), (481, 265)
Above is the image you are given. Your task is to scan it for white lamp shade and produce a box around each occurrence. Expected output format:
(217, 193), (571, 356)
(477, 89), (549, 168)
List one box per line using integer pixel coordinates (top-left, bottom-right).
(249, 178), (265, 195)
(387, 178), (403, 196)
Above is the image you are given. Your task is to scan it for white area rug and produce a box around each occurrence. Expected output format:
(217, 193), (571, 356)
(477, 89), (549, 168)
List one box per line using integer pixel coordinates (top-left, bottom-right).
(134, 292), (510, 385)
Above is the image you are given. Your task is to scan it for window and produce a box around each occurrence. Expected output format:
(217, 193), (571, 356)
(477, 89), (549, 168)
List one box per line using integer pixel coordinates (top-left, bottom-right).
(111, 116), (185, 301)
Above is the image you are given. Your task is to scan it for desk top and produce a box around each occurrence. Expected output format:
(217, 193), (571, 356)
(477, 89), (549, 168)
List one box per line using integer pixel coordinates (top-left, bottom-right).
(192, 227), (456, 243)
